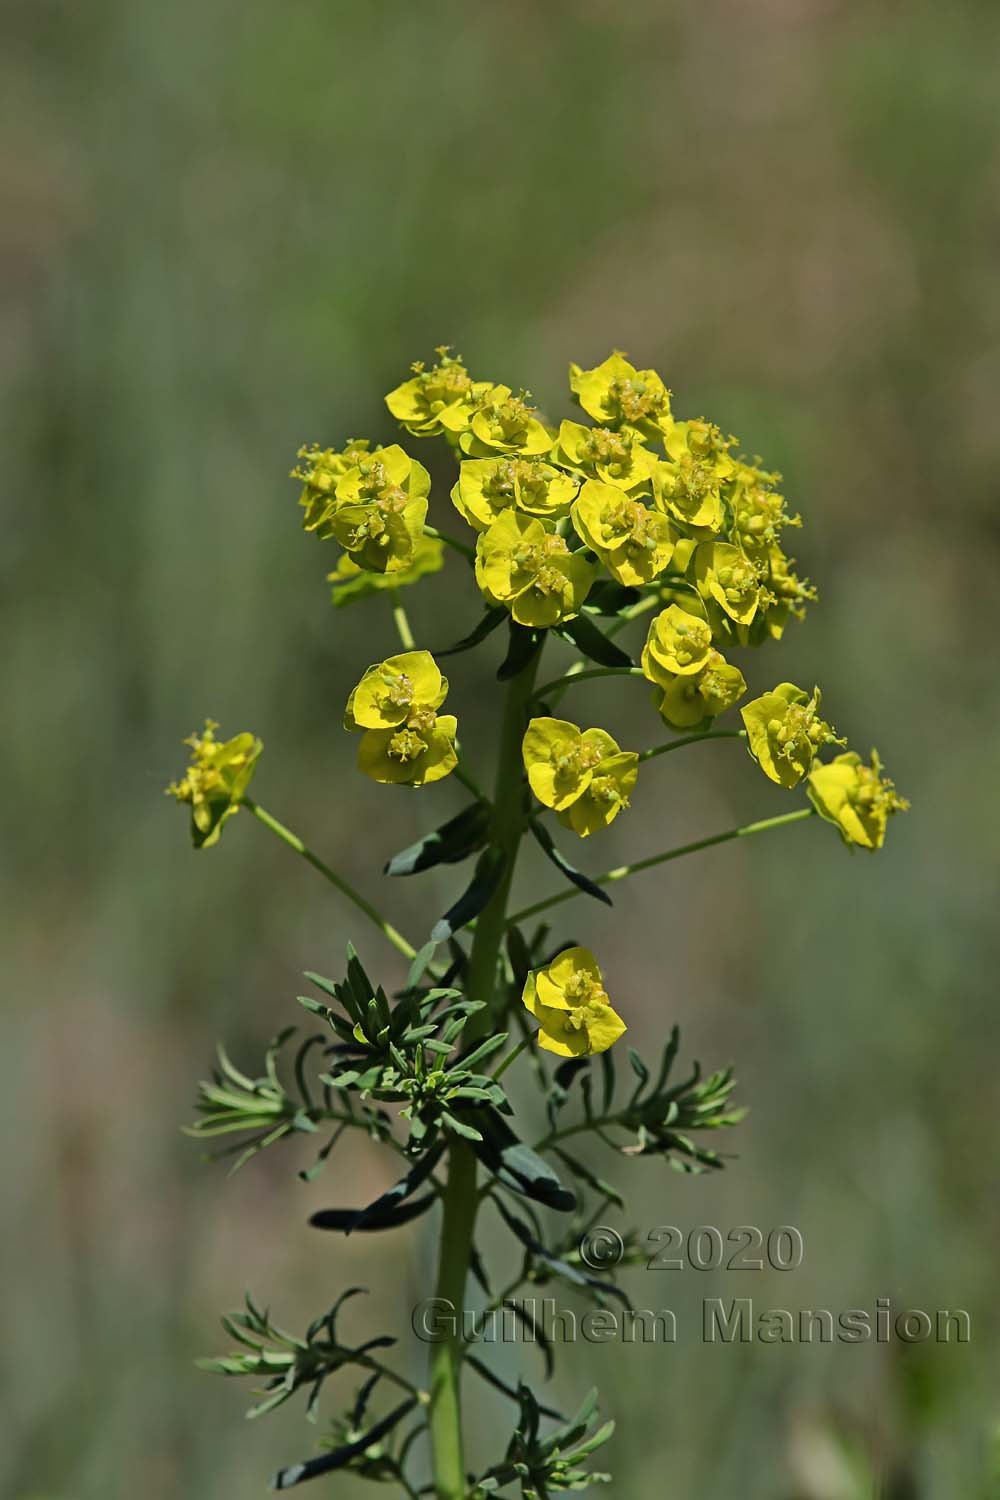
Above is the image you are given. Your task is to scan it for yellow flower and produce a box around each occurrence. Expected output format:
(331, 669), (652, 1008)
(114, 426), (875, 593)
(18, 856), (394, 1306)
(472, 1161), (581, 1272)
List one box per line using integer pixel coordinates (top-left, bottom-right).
(651, 651), (747, 729)
(522, 717), (637, 835)
(758, 544), (816, 638)
(741, 683), (843, 788)
(384, 347), (489, 438)
(522, 947), (626, 1057)
(475, 510), (595, 628)
(356, 712), (458, 787)
(808, 750), (909, 850)
(327, 534), (443, 608)
(553, 420), (655, 491)
(569, 352), (672, 436)
(641, 605), (715, 681)
(345, 651), (457, 786)
(727, 459), (797, 558)
(345, 651), (448, 731)
(292, 439), (378, 533)
(166, 720), (262, 848)
(652, 453), (726, 532)
(663, 418), (736, 472)
(460, 386), (552, 458)
(692, 541), (765, 627)
(328, 445), (431, 574)
(451, 457), (578, 532)
(571, 480), (675, 587)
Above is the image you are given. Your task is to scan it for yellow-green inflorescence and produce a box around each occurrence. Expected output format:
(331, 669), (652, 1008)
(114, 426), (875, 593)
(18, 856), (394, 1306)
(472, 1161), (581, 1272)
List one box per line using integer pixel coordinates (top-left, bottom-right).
(277, 344), (909, 849)
(741, 682), (843, 789)
(345, 651), (458, 787)
(281, 345), (907, 848)
(808, 750), (909, 850)
(166, 342), (912, 1500)
(522, 946), (626, 1057)
(166, 720), (262, 848)
(523, 717), (638, 837)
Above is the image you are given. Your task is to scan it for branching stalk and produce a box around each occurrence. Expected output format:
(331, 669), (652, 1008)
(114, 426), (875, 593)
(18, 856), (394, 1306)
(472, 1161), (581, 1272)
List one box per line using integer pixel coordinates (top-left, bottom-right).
(427, 645), (542, 1500)
(241, 798), (418, 961)
(507, 807), (815, 926)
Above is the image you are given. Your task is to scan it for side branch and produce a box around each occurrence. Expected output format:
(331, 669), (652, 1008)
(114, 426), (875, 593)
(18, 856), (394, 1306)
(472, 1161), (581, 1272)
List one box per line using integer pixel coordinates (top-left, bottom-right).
(507, 807), (816, 925)
(241, 798), (418, 961)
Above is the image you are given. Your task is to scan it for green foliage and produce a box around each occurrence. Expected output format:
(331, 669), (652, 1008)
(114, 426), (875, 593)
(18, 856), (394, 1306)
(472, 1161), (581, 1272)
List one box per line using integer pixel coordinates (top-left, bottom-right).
(472, 1387), (614, 1498)
(170, 346), (903, 1495)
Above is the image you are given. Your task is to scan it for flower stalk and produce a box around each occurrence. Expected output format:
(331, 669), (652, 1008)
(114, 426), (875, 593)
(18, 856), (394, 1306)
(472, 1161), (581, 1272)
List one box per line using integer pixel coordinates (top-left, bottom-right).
(166, 345), (908, 1499)
(428, 645), (542, 1499)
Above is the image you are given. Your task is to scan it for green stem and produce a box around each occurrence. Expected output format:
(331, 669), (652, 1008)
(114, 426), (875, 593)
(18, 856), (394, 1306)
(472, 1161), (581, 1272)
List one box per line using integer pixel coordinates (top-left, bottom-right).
(453, 756), (487, 801)
(507, 806), (815, 926)
(532, 666), (645, 702)
(543, 592), (659, 709)
(425, 525), (477, 562)
(638, 728), (745, 762)
(490, 1032), (533, 1082)
(428, 644), (542, 1500)
(240, 798), (418, 962)
(390, 590), (416, 651)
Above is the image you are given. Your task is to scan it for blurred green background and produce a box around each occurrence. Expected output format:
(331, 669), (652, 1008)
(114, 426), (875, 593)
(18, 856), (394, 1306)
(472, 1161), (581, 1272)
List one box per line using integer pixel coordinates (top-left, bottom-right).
(4, 1), (999, 1495)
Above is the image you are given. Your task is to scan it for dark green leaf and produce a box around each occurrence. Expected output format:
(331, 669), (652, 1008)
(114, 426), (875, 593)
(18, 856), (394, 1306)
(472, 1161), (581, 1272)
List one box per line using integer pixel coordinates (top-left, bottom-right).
(581, 579), (640, 616)
(466, 1355), (564, 1421)
(497, 620), (544, 681)
(384, 802), (491, 877)
(431, 847), (507, 943)
(529, 819), (613, 907)
(309, 1194), (435, 1233)
(556, 614), (633, 668)
(465, 1107), (576, 1211)
(271, 1397), (418, 1489)
(437, 605), (507, 658)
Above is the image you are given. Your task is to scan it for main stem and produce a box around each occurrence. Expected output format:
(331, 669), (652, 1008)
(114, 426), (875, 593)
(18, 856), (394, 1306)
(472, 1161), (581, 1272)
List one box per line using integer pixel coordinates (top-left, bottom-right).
(428, 645), (541, 1500)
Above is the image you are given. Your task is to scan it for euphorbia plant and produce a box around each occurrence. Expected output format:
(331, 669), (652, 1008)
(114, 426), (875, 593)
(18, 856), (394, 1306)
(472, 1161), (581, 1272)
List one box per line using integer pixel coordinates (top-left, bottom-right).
(167, 349), (907, 1496)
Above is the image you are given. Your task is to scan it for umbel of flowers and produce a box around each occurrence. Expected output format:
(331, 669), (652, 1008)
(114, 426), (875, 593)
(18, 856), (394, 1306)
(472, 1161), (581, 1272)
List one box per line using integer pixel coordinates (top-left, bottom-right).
(166, 347), (908, 1498)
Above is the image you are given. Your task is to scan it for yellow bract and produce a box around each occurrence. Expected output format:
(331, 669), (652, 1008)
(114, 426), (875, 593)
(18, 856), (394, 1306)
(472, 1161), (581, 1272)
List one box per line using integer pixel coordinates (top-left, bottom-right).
(553, 420), (656, 492)
(808, 750), (909, 850)
(569, 353), (672, 437)
(692, 541), (765, 627)
(475, 511), (595, 628)
(523, 717), (637, 836)
(166, 720), (262, 849)
(345, 652), (457, 787)
(523, 946), (626, 1057)
(742, 683), (843, 789)
(346, 651), (448, 730)
(571, 480), (675, 587)
(451, 457), (578, 532)
(293, 440), (379, 532)
(384, 347), (490, 438)
(328, 445), (431, 574)
(356, 715), (459, 787)
(652, 453), (725, 532)
(460, 386), (552, 458)
(642, 605), (714, 680)
(328, 534), (444, 608)
(652, 652), (747, 729)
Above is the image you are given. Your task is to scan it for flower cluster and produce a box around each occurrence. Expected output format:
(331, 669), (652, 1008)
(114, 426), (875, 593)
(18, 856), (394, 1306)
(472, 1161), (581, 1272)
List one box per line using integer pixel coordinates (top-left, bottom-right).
(292, 442), (430, 574)
(808, 750), (909, 850)
(741, 682), (843, 789)
(166, 720), (262, 848)
(281, 346), (906, 855)
(522, 946), (626, 1057)
(523, 717), (638, 838)
(641, 603), (746, 730)
(345, 651), (458, 787)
